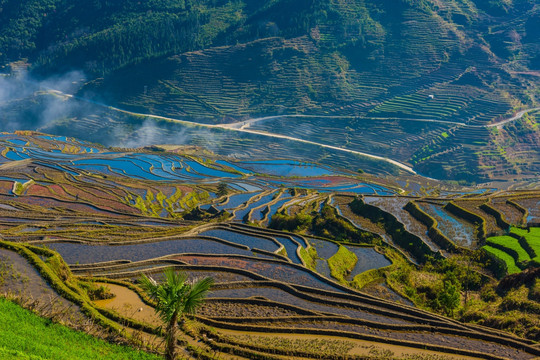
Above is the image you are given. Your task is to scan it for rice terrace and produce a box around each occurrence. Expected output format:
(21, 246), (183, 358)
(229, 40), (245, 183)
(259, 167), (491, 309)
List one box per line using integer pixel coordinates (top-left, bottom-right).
(0, 130), (539, 360)
(1, 0), (540, 359)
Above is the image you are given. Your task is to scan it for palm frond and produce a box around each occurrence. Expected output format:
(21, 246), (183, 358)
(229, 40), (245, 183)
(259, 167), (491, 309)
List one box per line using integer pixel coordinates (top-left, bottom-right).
(140, 269), (213, 322)
(183, 276), (214, 315)
(139, 273), (160, 301)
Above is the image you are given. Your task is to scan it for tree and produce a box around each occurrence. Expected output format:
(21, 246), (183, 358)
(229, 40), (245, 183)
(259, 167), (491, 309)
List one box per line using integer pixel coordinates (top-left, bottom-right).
(437, 280), (461, 317)
(139, 269), (214, 360)
(217, 182), (228, 197)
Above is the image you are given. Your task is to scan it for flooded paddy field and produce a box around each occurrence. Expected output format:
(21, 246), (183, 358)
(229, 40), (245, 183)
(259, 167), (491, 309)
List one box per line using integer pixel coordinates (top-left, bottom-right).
(417, 201), (476, 247)
(1, 132), (539, 360)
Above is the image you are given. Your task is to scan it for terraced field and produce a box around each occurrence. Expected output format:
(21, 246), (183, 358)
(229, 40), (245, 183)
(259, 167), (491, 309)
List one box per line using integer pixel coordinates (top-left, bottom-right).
(482, 227), (540, 275)
(1, 133), (539, 359)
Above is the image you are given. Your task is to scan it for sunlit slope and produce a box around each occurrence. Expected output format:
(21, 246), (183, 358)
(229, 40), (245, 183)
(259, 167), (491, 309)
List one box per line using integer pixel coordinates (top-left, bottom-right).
(0, 0), (538, 122)
(0, 0), (539, 182)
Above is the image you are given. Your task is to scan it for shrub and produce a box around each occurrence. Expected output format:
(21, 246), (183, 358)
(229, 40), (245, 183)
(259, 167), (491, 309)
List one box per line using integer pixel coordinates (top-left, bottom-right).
(480, 284), (498, 302)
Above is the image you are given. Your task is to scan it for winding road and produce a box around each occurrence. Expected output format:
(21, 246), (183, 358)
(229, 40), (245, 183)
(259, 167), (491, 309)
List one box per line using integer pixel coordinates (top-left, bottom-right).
(221, 108), (540, 130)
(483, 107), (540, 128)
(47, 89), (540, 176)
(221, 114), (468, 129)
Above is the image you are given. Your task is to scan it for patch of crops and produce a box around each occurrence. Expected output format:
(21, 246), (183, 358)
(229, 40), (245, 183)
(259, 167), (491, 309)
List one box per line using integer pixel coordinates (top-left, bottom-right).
(482, 245), (521, 274)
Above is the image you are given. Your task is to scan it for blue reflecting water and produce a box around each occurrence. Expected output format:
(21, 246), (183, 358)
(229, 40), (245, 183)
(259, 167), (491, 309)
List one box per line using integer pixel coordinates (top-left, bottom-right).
(345, 246), (391, 280)
(272, 235), (303, 264)
(184, 160), (240, 178)
(418, 202), (476, 246)
(238, 160), (335, 177)
(215, 160), (252, 174)
(235, 193), (276, 221)
(215, 192), (259, 211)
(0, 176), (28, 182)
(47, 238), (255, 264)
(200, 229), (280, 253)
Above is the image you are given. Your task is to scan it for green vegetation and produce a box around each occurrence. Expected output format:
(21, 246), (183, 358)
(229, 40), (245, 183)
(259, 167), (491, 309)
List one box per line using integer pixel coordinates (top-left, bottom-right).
(269, 212), (313, 232)
(140, 269), (213, 360)
(129, 188), (210, 218)
(1, 133), (539, 356)
(482, 227), (540, 275)
(0, 298), (160, 360)
(486, 236), (531, 264)
(352, 247), (401, 290)
(0, 1), (538, 182)
(269, 204), (379, 244)
(216, 182), (228, 198)
(327, 245), (357, 283)
(389, 256), (484, 315)
(511, 227), (540, 264)
(483, 245), (521, 275)
(299, 246), (317, 271)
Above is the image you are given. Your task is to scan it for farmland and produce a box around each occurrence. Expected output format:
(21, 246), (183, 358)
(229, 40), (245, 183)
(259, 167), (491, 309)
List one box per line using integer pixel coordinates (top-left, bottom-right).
(1, 0), (539, 184)
(1, 132), (539, 359)
(0, 0), (538, 358)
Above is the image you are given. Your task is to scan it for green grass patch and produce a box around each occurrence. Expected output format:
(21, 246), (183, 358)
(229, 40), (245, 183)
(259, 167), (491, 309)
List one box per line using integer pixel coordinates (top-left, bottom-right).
(482, 245), (521, 274)
(0, 298), (161, 360)
(299, 246), (317, 271)
(327, 245), (357, 283)
(511, 226), (540, 240)
(486, 236), (531, 264)
(510, 226), (540, 263)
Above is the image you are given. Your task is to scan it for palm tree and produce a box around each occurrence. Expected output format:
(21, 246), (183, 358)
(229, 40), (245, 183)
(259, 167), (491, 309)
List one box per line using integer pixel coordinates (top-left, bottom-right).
(139, 268), (214, 360)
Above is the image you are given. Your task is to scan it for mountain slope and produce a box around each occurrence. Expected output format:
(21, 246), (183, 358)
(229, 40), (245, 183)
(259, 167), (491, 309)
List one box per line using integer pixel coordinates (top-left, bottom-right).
(0, 0), (538, 182)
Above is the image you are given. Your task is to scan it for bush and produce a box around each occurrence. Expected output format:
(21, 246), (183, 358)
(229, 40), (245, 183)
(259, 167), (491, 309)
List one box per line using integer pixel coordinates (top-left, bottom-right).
(82, 283), (116, 301)
(437, 281), (461, 316)
(480, 284), (498, 302)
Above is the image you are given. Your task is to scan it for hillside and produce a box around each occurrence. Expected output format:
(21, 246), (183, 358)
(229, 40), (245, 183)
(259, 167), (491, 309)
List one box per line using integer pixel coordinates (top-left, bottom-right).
(0, 132), (539, 359)
(0, 0), (537, 118)
(0, 298), (160, 360)
(0, 0), (539, 182)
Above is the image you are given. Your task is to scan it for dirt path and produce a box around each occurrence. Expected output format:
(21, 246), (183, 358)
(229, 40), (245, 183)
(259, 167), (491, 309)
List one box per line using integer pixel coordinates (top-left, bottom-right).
(220, 108), (540, 130)
(220, 114), (467, 129)
(46, 90), (418, 174)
